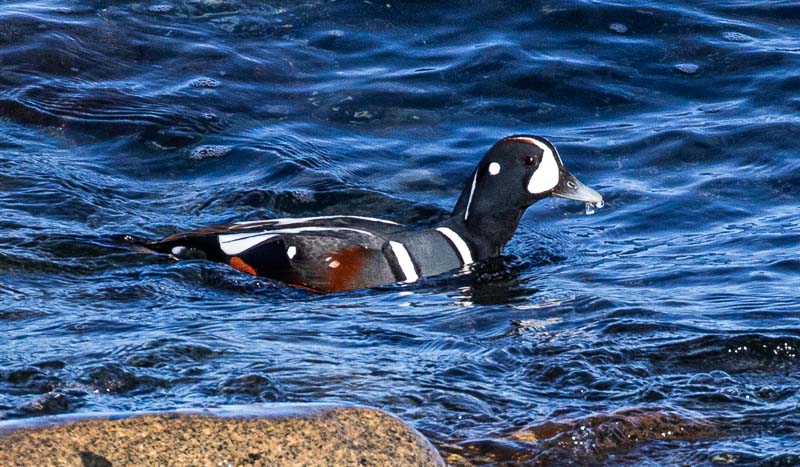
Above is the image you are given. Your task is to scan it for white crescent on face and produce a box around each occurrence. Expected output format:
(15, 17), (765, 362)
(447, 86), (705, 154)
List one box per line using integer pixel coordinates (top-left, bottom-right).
(524, 138), (560, 194)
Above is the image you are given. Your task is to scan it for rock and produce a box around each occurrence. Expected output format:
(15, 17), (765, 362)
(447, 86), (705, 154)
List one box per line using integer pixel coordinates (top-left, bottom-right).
(608, 22), (628, 34)
(147, 4), (175, 14)
(188, 77), (221, 88)
(443, 407), (717, 465)
(189, 144), (232, 160)
(722, 32), (752, 43)
(20, 392), (70, 415)
(675, 63), (700, 75)
(0, 404), (444, 466)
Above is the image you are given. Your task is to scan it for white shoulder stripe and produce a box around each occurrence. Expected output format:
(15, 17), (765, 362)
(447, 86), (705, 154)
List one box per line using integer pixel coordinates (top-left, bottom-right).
(389, 241), (418, 283)
(435, 227), (473, 265)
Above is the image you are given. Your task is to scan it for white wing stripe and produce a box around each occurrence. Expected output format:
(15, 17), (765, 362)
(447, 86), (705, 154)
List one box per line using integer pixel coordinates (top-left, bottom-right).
(218, 227), (376, 256)
(219, 234), (277, 255)
(389, 241), (418, 283)
(220, 226), (376, 243)
(233, 215), (399, 228)
(435, 227), (473, 265)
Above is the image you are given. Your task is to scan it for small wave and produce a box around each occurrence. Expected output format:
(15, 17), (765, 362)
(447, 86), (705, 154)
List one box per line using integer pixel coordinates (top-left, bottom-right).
(0, 83), (223, 145)
(648, 334), (800, 374)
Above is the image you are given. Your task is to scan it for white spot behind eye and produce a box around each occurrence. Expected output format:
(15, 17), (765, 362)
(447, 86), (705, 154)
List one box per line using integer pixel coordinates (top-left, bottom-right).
(488, 162), (501, 175)
(287, 246), (297, 259)
(527, 142), (560, 194)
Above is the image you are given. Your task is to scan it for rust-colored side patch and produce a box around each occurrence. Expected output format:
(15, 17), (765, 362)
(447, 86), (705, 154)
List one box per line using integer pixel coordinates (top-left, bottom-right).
(230, 256), (257, 276)
(324, 245), (369, 292)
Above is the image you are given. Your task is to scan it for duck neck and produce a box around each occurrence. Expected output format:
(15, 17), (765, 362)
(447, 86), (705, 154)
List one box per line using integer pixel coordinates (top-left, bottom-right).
(445, 207), (523, 260)
(447, 166), (526, 260)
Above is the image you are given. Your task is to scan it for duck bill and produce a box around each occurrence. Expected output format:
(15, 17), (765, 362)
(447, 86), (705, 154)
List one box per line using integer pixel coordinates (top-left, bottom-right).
(552, 171), (603, 204)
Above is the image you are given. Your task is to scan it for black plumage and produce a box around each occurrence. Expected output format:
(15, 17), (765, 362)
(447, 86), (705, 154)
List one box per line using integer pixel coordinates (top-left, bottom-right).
(137, 135), (603, 293)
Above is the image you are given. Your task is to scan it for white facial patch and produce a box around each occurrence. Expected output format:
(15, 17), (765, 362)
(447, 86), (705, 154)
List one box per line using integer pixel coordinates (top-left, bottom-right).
(488, 162), (501, 175)
(526, 140), (560, 194)
(286, 246), (297, 259)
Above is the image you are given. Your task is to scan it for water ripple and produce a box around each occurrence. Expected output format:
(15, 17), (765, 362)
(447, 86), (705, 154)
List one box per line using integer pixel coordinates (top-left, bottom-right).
(1, 0), (799, 464)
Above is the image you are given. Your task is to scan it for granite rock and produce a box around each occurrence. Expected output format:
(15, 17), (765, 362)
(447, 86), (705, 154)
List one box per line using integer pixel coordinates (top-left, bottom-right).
(0, 404), (443, 466)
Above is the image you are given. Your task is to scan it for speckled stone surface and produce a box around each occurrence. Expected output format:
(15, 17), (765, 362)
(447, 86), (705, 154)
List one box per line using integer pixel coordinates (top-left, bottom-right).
(0, 404), (444, 466)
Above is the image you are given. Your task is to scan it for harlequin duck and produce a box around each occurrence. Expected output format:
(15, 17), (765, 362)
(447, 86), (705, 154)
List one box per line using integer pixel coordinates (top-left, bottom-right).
(139, 135), (603, 293)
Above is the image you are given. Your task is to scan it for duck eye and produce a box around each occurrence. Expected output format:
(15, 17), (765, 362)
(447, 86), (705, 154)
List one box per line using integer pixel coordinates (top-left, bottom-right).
(524, 156), (536, 166)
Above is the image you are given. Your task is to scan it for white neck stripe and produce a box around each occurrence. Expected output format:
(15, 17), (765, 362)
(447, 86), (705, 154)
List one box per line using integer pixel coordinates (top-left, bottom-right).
(435, 227), (473, 265)
(389, 241), (418, 283)
(464, 170), (478, 221)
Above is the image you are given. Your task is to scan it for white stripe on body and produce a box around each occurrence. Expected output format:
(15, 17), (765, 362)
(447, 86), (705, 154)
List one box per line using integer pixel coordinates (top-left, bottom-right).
(218, 227), (376, 256)
(232, 215), (400, 228)
(435, 227), (473, 265)
(389, 241), (418, 283)
(219, 234), (277, 256)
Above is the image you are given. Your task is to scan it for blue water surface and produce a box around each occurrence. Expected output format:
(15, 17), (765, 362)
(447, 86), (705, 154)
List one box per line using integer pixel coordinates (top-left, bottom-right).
(1, 1), (799, 464)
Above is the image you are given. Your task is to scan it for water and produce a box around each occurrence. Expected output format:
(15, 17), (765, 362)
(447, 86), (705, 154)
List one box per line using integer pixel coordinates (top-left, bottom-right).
(1, 1), (799, 464)
(585, 200), (603, 216)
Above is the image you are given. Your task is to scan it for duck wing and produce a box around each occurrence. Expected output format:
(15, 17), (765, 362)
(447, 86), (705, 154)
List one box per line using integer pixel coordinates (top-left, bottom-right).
(141, 215), (406, 292)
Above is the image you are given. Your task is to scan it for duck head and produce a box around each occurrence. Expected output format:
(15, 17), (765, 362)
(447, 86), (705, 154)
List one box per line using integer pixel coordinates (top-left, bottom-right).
(450, 135), (603, 256)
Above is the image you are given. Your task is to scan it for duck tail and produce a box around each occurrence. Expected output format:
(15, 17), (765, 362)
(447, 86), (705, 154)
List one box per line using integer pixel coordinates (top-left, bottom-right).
(121, 232), (226, 262)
